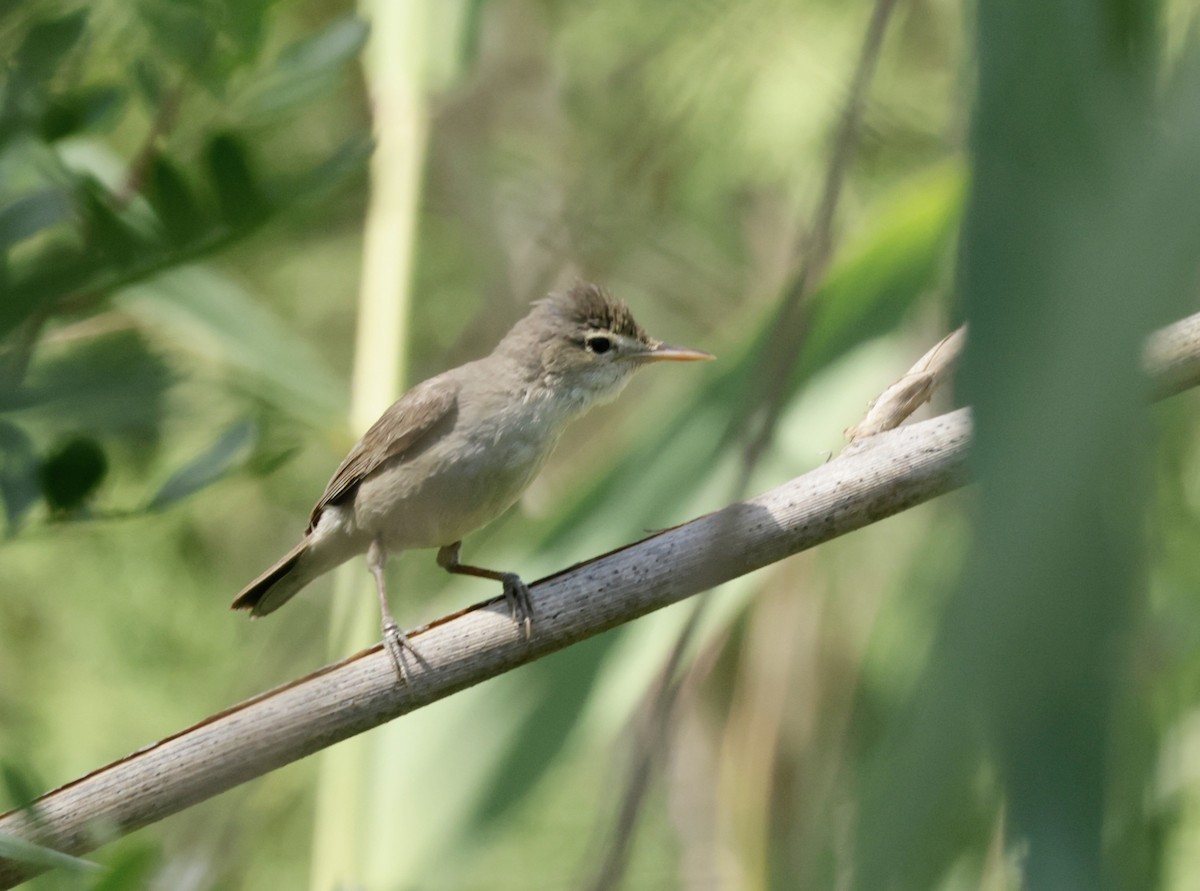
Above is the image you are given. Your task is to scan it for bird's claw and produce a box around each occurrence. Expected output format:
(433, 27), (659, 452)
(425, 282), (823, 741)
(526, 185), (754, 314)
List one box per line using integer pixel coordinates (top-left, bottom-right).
(382, 620), (422, 683)
(501, 573), (534, 641)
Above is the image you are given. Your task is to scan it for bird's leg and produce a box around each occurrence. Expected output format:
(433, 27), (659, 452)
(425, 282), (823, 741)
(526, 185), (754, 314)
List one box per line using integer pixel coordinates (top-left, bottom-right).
(368, 538), (419, 681)
(436, 541), (533, 640)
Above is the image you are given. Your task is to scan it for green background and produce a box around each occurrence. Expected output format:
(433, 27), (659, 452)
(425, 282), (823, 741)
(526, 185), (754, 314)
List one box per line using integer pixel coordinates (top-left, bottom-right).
(4, 1), (1200, 889)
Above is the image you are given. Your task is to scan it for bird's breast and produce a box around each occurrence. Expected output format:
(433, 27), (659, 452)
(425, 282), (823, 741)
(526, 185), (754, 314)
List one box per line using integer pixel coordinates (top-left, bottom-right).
(351, 398), (565, 550)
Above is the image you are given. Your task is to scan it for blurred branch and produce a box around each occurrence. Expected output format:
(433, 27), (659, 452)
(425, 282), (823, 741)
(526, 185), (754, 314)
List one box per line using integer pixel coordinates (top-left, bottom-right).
(738, 0), (901, 478)
(801, 0), (901, 289)
(1145, 309), (1200, 398)
(845, 303), (1200, 442)
(347, 3), (425, 434)
(114, 82), (184, 208)
(2, 306), (1200, 888)
(313, 1), (428, 886)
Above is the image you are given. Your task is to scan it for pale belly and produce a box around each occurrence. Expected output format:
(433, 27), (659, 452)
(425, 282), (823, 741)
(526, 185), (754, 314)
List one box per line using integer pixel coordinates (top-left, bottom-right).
(349, 430), (552, 550)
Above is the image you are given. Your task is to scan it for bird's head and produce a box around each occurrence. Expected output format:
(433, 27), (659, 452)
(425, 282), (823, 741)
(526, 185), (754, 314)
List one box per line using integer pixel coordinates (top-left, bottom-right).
(499, 282), (713, 411)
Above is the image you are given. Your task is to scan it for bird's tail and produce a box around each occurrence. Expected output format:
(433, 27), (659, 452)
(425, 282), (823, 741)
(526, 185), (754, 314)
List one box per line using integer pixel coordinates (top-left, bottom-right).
(231, 540), (313, 617)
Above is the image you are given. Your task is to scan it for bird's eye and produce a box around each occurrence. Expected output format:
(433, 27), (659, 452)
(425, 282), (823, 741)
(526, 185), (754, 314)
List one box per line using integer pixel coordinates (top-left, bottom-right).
(585, 335), (612, 355)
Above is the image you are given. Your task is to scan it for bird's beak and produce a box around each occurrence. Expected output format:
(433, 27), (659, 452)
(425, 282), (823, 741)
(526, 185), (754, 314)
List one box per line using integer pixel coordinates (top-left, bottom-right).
(633, 340), (716, 363)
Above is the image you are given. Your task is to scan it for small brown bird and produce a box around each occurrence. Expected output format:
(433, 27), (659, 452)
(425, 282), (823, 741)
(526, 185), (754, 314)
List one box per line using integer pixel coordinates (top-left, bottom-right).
(232, 282), (712, 677)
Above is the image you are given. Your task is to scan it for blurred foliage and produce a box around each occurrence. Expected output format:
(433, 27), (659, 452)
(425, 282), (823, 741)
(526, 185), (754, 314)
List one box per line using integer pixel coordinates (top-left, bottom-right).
(0, 0), (367, 533)
(3, 1), (1200, 890)
(852, 3), (1200, 890)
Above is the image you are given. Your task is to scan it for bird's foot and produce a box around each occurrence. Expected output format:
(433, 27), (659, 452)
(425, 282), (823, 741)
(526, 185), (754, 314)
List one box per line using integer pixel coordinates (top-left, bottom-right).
(500, 573), (533, 641)
(382, 620), (423, 683)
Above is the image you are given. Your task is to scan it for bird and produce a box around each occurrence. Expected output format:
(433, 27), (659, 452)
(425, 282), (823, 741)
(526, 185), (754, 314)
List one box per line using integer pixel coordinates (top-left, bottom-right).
(231, 281), (713, 678)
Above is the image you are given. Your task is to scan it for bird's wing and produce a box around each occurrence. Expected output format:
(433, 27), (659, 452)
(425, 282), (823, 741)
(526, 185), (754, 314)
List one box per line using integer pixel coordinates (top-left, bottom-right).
(308, 377), (460, 531)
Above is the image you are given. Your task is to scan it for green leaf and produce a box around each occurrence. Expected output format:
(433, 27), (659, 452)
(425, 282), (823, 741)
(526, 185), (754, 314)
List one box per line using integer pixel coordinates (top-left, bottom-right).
(0, 11), (90, 146)
(796, 161), (965, 380)
(0, 832), (100, 874)
(39, 85), (127, 141)
(0, 189), (74, 251)
(145, 153), (204, 245)
(6, 329), (172, 438)
(136, 0), (216, 72)
(79, 178), (140, 266)
(116, 267), (343, 426)
(217, 0), (273, 61)
(0, 762), (42, 811)
(0, 420), (41, 534)
(276, 15), (369, 75)
(245, 69), (342, 118)
(281, 136), (373, 203)
(147, 419), (258, 511)
(38, 437), (108, 513)
(0, 246), (93, 338)
(88, 844), (159, 891)
(246, 16), (370, 117)
(246, 445), (301, 477)
(133, 57), (164, 108)
(459, 0), (488, 70)
(14, 10), (90, 82)
(205, 132), (267, 225)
